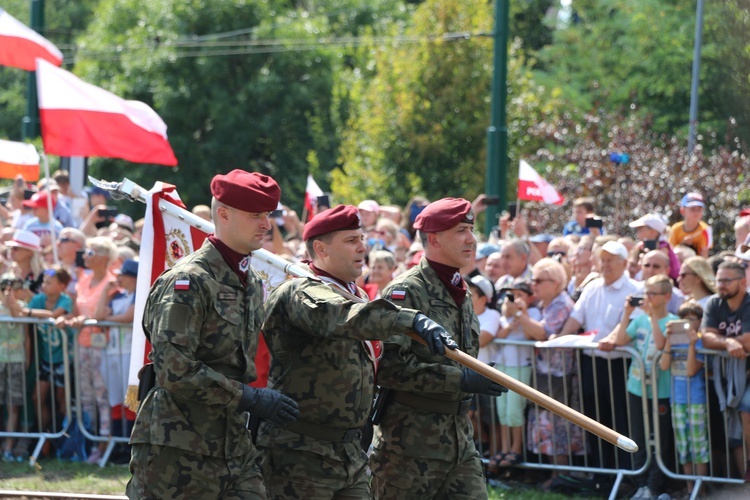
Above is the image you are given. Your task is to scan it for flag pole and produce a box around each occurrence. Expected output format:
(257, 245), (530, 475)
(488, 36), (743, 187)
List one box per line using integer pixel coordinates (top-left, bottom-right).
(96, 176), (637, 452)
(40, 152), (59, 264)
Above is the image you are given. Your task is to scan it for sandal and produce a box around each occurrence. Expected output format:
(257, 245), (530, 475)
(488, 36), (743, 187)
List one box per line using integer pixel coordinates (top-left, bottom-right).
(488, 452), (507, 473)
(496, 451), (523, 467)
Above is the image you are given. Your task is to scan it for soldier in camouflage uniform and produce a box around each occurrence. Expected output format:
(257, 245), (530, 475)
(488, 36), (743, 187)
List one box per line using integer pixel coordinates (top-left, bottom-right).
(371, 197), (507, 499)
(257, 204), (457, 499)
(127, 171), (299, 500)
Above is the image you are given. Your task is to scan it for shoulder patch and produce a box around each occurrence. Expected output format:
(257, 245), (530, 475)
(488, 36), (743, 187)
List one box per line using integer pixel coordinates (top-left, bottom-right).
(174, 279), (190, 291)
(391, 289), (406, 301)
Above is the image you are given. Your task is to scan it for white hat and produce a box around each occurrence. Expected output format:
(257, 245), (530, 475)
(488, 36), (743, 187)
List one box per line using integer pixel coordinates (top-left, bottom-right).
(600, 240), (628, 260)
(628, 213), (667, 234)
(6, 229), (42, 252)
(469, 275), (494, 300)
(357, 200), (380, 214)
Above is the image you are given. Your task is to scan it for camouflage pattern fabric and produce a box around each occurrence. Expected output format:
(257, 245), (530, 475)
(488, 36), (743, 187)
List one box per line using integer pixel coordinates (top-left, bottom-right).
(128, 241), (265, 498)
(371, 258), (488, 499)
(126, 443), (265, 499)
(257, 276), (419, 496)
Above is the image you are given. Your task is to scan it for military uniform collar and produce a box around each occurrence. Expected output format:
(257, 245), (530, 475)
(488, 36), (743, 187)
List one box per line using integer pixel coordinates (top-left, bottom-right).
(203, 240), (246, 289)
(417, 257), (468, 307)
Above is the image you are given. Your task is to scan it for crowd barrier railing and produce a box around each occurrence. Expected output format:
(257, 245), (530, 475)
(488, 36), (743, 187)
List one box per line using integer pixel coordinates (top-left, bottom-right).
(0, 316), (133, 468)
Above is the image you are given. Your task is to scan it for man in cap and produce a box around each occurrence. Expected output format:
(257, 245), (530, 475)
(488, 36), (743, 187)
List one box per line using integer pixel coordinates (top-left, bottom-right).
(257, 204), (457, 498)
(371, 197), (506, 499)
(127, 170), (300, 499)
(556, 240), (640, 476)
(668, 192), (712, 258)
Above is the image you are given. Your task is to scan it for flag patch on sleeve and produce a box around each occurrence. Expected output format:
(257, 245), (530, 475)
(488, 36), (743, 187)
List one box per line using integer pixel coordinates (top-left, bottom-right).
(391, 290), (406, 300)
(174, 279), (191, 291)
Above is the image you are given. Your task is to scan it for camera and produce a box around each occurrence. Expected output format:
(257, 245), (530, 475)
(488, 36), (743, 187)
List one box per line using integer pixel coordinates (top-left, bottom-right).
(667, 319), (691, 332)
(628, 296), (644, 307)
(316, 195), (331, 210)
(643, 239), (658, 251)
(97, 206), (118, 219)
(507, 202), (517, 220)
(505, 293), (515, 303)
(483, 195), (500, 206)
(1, 277), (24, 292)
(585, 217), (603, 229)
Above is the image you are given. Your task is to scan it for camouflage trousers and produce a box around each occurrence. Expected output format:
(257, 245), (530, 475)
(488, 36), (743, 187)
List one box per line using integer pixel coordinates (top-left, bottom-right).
(126, 443), (266, 499)
(369, 449), (488, 499)
(261, 446), (369, 499)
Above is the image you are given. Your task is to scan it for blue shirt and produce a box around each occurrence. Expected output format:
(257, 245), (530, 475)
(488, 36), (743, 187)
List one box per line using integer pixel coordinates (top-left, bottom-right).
(669, 339), (706, 405)
(29, 293), (74, 364)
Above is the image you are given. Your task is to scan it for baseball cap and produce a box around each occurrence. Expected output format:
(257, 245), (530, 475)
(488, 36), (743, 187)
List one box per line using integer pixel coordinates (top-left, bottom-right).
(529, 234), (555, 244)
(628, 213), (667, 234)
(680, 192), (705, 208)
(469, 275), (494, 300)
(475, 243), (501, 260)
(500, 278), (533, 296)
(357, 200), (380, 214)
(115, 259), (139, 278)
(600, 240), (628, 260)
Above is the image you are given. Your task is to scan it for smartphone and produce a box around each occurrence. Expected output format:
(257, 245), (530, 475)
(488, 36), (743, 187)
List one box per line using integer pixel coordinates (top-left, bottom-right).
(270, 209), (285, 218)
(507, 202), (517, 220)
(97, 206), (118, 219)
(667, 319), (691, 332)
(316, 194), (331, 209)
(643, 239), (658, 251)
(586, 217), (603, 229)
(505, 293), (515, 303)
(75, 250), (86, 268)
(483, 195), (499, 206)
(628, 296), (644, 307)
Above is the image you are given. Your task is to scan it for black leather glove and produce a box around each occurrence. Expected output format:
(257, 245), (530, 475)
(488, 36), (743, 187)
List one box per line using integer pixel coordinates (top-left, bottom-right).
(460, 362), (507, 396)
(412, 313), (458, 355)
(237, 385), (300, 427)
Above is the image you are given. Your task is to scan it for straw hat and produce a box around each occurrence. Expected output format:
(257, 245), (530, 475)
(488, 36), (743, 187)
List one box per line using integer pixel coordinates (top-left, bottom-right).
(682, 256), (716, 294)
(5, 230), (42, 252)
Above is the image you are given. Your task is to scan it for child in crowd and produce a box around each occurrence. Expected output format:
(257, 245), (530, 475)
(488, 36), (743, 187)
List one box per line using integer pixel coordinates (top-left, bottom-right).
(660, 302), (708, 496)
(598, 274), (676, 499)
(28, 267), (74, 439)
(668, 193), (712, 258)
(491, 278), (541, 470)
(94, 259), (138, 463)
(468, 275), (502, 455)
(0, 274), (28, 462)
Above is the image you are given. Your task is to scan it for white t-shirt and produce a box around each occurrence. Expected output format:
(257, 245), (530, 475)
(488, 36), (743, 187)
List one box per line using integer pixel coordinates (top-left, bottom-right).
(477, 307), (502, 365)
(499, 306), (542, 367)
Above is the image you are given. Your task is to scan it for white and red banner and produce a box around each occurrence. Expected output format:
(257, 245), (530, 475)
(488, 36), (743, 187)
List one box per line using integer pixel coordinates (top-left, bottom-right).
(126, 183), (207, 406)
(303, 174), (324, 221)
(0, 139), (40, 181)
(0, 8), (63, 71)
(35, 58), (178, 166)
(518, 160), (564, 205)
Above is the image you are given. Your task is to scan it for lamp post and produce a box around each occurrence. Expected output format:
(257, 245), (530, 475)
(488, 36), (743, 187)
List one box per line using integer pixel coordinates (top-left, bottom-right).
(21, 0), (44, 140)
(484, 0), (509, 236)
(687, 0), (705, 155)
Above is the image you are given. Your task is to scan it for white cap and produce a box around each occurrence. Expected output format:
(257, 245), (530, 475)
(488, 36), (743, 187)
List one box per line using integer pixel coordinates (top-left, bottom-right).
(469, 275), (494, 300)
(357, 200), (380, 214)
(628, 213), (667, 234)
(600, 240), (628, 260)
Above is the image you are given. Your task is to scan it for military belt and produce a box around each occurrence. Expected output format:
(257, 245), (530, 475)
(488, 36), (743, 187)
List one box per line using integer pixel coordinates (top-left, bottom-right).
(391, 391), (472, 415)
(285, 419), (362, 443)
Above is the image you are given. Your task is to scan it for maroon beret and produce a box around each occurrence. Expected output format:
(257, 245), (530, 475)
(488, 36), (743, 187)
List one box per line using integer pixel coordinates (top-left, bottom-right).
(413, 197), (474, 233)
(303, 205), (361, 241)
(210, 170), (280, 213)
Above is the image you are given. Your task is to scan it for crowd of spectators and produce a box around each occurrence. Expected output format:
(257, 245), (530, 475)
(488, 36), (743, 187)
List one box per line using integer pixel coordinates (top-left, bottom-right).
(2, 170), (750, 498)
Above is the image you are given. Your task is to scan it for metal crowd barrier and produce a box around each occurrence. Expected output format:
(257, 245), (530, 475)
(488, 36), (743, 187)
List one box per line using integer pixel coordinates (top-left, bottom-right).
(473, 337), (746, 500)
(0, 316), (133, 468)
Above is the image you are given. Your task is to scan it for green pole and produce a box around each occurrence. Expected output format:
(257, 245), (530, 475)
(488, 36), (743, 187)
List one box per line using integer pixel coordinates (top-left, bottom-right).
(484, 0), (509, 236)
(21, 0), (44, 140)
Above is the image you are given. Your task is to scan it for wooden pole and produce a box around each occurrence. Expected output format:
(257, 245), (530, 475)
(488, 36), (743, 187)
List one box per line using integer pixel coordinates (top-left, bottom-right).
(407, 332), (637, 452)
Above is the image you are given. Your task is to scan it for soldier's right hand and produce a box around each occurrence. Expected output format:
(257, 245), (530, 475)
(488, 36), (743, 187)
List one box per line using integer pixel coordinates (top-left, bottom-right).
(412, 313), (458, 356)
(238, 386), (300, 427)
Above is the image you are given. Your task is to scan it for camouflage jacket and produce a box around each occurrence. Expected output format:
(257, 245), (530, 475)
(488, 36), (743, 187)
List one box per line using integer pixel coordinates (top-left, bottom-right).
(256, 276), (418, 458)
(130, 241), (264, 458)
(373, 257), (481, 460)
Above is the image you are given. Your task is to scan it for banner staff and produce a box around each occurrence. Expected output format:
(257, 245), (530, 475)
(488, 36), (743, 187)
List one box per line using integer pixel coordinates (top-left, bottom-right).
(92, 176), (637, 453)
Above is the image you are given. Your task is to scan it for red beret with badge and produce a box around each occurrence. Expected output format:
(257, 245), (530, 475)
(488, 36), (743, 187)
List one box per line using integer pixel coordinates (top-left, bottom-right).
(302, 204), (361, 241)
(210, 170), (281, 213)
(413, 197), (474, 233)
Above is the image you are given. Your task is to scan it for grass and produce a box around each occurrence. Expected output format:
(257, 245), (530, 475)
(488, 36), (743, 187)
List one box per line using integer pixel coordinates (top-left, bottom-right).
(0, 460), (130, 496)
(0, 459), (579, 499)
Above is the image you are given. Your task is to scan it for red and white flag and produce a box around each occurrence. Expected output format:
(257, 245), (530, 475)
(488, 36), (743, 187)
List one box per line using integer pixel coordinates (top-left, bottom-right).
(303, 174), (324, 222)
(0, 139), (40, 181)
(126, 183), (207, 408)
(35, 58), (178, 166)
(518, 160), (564, 205)
(0, 8), (63, 71)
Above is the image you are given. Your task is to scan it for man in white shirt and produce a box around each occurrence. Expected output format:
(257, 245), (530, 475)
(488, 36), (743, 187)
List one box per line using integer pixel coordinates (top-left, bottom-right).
(556, 240), (640, 474)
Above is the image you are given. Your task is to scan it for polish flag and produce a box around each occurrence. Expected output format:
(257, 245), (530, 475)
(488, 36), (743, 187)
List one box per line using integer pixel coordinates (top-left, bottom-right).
(35, 58), (178, 166)
(518, 160), (564, 205)
(0, 8), (63, 71)
(303, 174), (324, 222)
(0, 139), (40, 181)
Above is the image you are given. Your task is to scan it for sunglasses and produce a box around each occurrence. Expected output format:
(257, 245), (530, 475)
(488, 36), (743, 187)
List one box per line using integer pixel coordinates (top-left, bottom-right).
(717, 276), (743, 285)
(678, 271), (696, 278)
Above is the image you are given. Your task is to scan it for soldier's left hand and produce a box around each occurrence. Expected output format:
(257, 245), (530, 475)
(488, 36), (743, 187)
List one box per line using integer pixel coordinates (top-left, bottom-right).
(412, 313), (458, 356)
